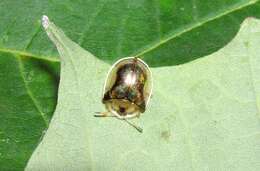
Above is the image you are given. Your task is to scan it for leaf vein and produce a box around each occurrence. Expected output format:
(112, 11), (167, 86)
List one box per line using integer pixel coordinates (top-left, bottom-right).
(16, 55), (49, 127)
(0, 48), (59, 62)
(246, 41), (260, 119)
(134, 0), (259, 57)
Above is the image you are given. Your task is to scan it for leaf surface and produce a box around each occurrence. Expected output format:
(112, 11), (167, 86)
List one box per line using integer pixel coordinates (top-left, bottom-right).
(2, 0), (260, 169)
(0, 53), (59, 170)
(1, 0), (260, 66)
(26, 17), (260, 170)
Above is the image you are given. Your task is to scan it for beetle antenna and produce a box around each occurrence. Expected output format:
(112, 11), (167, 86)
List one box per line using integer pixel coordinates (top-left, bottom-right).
(94, 112), (116, 117)
(124, 119), (143, 133)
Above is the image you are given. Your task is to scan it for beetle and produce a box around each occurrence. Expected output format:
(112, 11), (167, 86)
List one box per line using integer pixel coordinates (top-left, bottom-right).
(95, 57), (153, 132)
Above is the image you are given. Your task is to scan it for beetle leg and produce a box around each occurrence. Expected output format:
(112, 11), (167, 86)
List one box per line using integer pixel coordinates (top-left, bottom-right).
(94, 112), (115, 117)
(124, 119), (143, 133)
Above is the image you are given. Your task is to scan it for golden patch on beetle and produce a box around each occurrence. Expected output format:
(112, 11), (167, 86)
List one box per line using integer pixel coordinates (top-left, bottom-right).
(95, 57), (153, 133)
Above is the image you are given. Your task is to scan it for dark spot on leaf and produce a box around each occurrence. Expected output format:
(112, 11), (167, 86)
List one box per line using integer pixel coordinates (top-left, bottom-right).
(161, 130), (171, 142)
(244, 41), (249, 47)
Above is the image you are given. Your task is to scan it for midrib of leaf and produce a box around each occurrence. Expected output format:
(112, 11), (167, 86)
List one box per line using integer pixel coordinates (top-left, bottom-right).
(0, 1), (259, 64)
(0, 48), (59, 62)
(45, 20), (95, 170)
(134, 0), (259, 57)
(246, 42), (260, 119)
(16, 55), (49, 126)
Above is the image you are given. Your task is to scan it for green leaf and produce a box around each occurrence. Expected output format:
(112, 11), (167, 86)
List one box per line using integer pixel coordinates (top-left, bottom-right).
(26, 16), (260, 170)
(0, 54), (59, 170)
(1, 0), (260, 66)
(1, 1), (260, 170)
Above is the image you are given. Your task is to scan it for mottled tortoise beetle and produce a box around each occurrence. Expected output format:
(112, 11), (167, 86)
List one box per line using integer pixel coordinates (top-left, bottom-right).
(95, 57), (152, 132)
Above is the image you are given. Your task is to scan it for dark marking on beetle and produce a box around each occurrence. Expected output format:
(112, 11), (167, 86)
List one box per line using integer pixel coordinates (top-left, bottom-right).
(119, 107), (125, 114)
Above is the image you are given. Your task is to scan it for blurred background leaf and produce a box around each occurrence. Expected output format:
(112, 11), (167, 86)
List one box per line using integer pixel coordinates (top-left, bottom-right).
(1, 0), (260, 66)
(0, 0), (260, 170)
